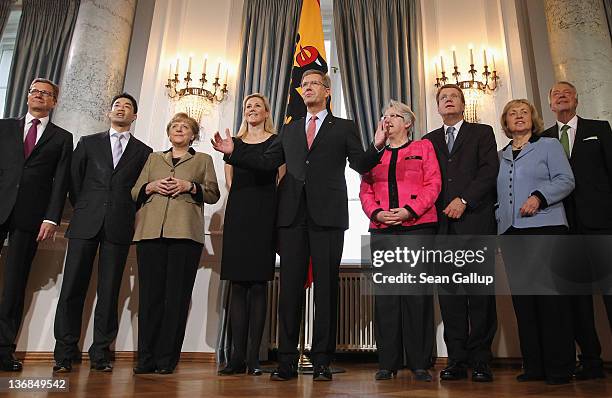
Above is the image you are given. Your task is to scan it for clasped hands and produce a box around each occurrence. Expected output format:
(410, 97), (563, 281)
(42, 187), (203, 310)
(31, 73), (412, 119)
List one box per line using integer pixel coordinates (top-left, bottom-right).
(146, 176), (192, 197)
(376, 207), (413, 225)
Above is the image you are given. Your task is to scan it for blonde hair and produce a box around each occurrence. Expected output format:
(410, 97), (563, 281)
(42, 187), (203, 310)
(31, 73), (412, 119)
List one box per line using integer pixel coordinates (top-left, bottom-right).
(383, 99), (416, 136)
(236, 93), (276, 139)
(500, 99), (544, 138)
(166, 112), (200, 143)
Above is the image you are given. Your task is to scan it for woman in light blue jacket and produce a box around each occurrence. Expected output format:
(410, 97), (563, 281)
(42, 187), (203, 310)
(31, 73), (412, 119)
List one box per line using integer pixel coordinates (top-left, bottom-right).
(497, 99), (575, 385)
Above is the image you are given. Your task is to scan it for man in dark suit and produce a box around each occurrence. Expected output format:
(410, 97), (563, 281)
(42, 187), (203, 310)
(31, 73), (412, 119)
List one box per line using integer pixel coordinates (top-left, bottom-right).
(542, 81), (612, 380)
(52, 93), (152, 373)
(0, 78), (72, 371)
(423, 84), (498, 382)
(212, 70), (386, 381)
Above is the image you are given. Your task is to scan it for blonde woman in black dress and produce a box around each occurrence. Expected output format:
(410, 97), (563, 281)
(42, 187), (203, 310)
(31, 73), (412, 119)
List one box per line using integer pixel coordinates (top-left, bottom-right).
(218, 94), (285, 375)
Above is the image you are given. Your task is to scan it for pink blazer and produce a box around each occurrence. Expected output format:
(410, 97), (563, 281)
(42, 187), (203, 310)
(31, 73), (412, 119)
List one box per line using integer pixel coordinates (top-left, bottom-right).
(360, 139), (441, 230)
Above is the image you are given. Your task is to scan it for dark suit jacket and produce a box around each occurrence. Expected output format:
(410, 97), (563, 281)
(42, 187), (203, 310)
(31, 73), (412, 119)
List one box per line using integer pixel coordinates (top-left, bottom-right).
(65, 131), (152, 244)
(226, 114), (382, 230)
(423, 122), (498, 234)
(0, 117), (72, 232)
(542, 117), (612, 230)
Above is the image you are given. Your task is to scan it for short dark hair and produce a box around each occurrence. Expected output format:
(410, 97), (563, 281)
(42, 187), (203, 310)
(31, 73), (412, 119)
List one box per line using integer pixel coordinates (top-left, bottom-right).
(435, 83), (465, 105)
(30, 78), (59, 98)
(111, 92), (138, 113)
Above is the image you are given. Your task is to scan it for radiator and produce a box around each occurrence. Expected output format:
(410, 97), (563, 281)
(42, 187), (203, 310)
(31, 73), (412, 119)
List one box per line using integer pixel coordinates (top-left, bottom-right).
(267, 270), (377, 352)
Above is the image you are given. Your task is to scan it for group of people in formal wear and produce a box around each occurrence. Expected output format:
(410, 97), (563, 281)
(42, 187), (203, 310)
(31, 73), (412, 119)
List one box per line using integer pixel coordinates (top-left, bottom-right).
(0, 70), (609, 386)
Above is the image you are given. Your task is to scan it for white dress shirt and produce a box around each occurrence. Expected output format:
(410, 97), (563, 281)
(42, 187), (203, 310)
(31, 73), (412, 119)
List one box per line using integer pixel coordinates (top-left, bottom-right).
(556, 115), (578, 156)
(109, 127), (131, 154)
(443, 119), (464, 144)
(305, 109), (328, 138)
(23, 113), (50, 144)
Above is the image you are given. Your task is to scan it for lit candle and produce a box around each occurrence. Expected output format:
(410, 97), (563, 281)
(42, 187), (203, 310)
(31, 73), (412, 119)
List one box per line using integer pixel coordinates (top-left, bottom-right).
(175, 58), (180, 75)
(492, 54), (496, 71)
(440, 56), (445, 73)
(203, 55), (207, 75)
(469, 48), (474, 65)
(168, 63), (172, 80)
(452, 50), (457, 68)
(435, 62), (439, 77)
(216, 62), (221, 79)
(483, 49), (488, 67)
(188, 55), (192, 73)
(224, 67), (228, 85)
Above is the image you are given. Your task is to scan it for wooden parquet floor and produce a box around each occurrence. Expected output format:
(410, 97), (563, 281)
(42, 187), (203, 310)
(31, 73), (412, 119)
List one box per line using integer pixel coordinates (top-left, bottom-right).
(4, 361), (610, 397)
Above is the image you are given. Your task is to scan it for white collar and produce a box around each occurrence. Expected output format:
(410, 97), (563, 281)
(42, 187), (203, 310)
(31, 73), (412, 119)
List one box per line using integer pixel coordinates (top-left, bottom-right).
(25, 113), (50, 128)
(443, 119), (464, 133)
(556, 115), (578, 131)
(306, 109), (328, 124)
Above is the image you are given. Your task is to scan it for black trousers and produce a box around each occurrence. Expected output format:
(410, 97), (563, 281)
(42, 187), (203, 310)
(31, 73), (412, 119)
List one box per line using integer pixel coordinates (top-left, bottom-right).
(136, 238), (202, 370)
(438, 227), (497, 364)
(0, 224), (38, 357)
(53, 229), (130, 363)
(569, 225), (612, 368)
(372, 227), (435, 371)
(277, 195), (344, 368)
(504, 225), (575, 378)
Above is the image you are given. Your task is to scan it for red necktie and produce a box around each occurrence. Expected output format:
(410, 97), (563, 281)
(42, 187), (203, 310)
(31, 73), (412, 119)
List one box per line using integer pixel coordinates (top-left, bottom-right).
(306, 115), (317, 149)
(24, 118), (40, 158)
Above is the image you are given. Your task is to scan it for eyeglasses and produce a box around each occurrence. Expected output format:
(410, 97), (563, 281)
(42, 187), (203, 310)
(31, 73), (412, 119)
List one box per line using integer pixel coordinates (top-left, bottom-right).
(28, 88), (55, 98)
(382, 113), (405, 120)
(300, 80), (328, 89)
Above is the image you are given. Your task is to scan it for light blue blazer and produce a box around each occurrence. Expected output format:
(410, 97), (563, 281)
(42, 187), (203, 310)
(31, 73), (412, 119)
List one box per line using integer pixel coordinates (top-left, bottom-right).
(496, 136), (575, 234)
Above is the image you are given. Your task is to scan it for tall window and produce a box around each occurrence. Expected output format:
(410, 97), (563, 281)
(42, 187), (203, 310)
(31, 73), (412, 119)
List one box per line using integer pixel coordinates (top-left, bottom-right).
(0, 9), (21, 117)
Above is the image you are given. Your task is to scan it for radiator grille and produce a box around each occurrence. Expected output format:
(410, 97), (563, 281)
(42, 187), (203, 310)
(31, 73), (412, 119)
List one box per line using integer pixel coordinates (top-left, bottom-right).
(267, 271), (376, 352)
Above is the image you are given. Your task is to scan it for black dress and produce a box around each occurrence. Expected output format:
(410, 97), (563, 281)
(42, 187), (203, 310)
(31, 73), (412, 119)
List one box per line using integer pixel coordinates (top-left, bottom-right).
(221, 137), (276, 281)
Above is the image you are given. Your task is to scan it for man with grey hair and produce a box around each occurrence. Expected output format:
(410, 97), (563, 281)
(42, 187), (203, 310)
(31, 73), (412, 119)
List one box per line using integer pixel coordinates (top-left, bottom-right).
(542, 81), (612, 380)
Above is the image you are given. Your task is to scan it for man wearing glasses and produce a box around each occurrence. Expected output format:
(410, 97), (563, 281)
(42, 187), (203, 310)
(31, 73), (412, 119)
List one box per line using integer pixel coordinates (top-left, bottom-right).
(423, 83), (499, 383)
(0, 78), (72, 372)
(212, 69), (386, 381)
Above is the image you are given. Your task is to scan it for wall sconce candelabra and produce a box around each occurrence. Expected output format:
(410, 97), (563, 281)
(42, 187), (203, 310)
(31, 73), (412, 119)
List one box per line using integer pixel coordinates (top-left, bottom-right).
(165, 55), (229, 124)
(434, 47), (501, 122)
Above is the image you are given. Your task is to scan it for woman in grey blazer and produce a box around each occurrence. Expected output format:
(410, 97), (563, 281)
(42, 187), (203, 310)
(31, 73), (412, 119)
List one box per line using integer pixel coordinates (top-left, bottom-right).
(497, 99), (575, 385)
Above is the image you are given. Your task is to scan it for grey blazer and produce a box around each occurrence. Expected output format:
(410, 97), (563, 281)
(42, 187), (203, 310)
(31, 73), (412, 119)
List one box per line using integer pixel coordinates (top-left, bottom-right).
(496, 136), (575, 234)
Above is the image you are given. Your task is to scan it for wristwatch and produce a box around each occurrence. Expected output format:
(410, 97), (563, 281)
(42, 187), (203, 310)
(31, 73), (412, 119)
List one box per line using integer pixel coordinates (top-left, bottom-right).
(460, 198), (468, 206)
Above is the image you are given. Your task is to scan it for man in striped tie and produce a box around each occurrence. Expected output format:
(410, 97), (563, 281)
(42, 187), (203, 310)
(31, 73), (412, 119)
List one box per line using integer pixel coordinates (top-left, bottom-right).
(542, 81), (612, 380)
(0, 78), (73, 372)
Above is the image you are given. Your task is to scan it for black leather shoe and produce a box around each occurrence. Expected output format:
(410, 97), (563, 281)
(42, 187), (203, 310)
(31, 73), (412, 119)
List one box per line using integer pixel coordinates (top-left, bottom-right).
(375, 369), (397, 380)
(0, 356), (22, 372)
(133, 365), (157, 374)
(313, 365), (333, 381)
(218, 364), (247, 376)
(516, 372), (545, 382)
(91, 361), (113, 372)
(574, 365), (605, 380)
(156, 368), (174, 375)
(52, 360), (72, 373)
(412, 369), (432, 382)
(440, 361), (467, 380)
(247, 367), (263, 376)
(471, 362), (493, 382)
(270, 364), (297, 381)
(546, 376), (571, 385)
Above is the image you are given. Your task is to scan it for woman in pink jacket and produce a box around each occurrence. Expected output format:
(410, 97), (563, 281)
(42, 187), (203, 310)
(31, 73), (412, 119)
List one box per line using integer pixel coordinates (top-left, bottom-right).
(360, 100), (441, 381)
